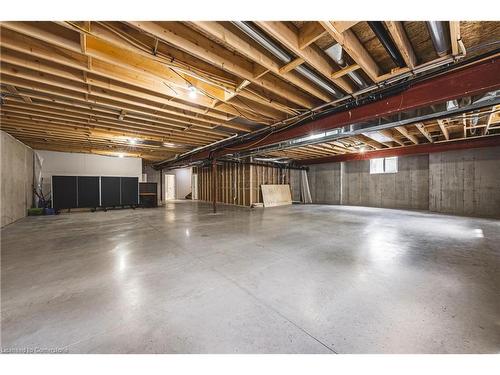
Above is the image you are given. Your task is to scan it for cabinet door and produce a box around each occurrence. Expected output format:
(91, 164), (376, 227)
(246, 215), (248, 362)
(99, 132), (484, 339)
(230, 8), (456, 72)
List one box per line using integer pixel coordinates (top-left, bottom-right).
(100, 177), (121, 207)
(121, 177), (139, 205)
(52, 176), (77, 209)
(77, 176), (100, 208)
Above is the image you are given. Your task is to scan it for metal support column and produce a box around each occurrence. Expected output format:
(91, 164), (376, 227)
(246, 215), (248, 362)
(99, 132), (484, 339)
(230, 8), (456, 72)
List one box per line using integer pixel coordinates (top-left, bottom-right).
(212, 158), (217, 213)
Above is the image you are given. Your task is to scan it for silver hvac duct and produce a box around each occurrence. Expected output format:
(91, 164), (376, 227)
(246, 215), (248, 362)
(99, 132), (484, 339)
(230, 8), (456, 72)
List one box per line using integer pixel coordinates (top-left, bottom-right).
(426, 21), (450, 57)
(324, 43), (368, 89)
(231, 21), (344, 99)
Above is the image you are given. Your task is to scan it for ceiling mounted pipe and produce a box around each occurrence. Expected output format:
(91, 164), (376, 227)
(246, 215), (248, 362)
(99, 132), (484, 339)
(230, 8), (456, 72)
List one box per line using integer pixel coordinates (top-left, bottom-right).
(324, 44), (369, 89)
(231, 21), (344, 98)
(367, 21), (406, 68)
(155, 51), (494, 169)
(236, 92), (500, 158)
(426, 21), (450, 57)
(215, 57), (500, 155)
(294, 68), (343, 97)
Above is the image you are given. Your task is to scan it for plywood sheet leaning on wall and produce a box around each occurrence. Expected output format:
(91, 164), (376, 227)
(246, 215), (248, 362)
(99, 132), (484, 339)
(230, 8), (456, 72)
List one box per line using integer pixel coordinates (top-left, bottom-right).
(261, 184), (292, 207)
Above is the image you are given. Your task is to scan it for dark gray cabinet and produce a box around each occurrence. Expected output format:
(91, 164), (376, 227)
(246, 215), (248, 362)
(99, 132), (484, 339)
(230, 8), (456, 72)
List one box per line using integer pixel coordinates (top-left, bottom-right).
(52, 176), (138, 210)
(101, 177), (121, 207)
(121, 177), (139, 206)
(52, 176), (77, 209)
(77, 176), (100, 208)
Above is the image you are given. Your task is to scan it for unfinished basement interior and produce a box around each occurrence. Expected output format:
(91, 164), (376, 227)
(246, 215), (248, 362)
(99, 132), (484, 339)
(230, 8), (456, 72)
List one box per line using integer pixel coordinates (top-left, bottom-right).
(1, 19), (499, 355)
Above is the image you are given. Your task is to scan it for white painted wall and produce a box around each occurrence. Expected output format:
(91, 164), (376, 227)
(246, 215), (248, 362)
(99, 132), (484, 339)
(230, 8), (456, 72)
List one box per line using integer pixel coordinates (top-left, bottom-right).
(165, 167), (192, 199)
(143, 165), (193, 202)
(35, 150), (142, 197)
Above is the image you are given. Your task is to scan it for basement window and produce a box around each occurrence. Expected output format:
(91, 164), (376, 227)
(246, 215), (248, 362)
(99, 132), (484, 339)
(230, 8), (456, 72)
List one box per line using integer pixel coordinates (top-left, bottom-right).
(370, 157), (398, 174)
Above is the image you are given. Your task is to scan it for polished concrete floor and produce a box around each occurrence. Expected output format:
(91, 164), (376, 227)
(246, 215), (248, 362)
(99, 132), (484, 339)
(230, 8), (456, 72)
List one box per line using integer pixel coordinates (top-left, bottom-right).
(1, 201), (499, 353)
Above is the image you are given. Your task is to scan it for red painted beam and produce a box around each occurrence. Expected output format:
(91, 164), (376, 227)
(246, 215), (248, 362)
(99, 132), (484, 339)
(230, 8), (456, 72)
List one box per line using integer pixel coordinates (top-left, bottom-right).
(171, 56), (500, 165)
(298, 135), (500, 165)
(225, 57), (500, 154)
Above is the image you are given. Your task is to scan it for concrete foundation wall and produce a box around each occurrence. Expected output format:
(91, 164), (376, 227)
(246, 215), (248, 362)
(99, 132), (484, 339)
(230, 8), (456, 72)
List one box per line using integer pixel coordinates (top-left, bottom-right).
(308, 162), (341, 204)
(429, 146), (500, 217)
(342, 154), (429, 210)
(1, 131), (34, 227)
(306, 146), (500, 217)
(289, 169), (301, 202)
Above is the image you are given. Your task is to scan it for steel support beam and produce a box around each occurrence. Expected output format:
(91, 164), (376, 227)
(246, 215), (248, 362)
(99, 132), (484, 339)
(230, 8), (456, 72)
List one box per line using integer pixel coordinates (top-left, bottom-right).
(160, 56), (500, 166)
(297, 135), (500, 165)
(221, 57), (500, 154)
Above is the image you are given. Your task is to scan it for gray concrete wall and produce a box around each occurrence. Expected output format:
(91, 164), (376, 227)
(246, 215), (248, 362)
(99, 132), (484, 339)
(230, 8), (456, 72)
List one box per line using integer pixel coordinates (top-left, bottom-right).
(307, 155), (428, 210)
(429, 146), (500, 218)
(342, 154), (429, 210)
(308, 162), (341, 204)
(306, 147), (500, 218)
(1, 131), (34, 227)
(289, 169), (301, 202)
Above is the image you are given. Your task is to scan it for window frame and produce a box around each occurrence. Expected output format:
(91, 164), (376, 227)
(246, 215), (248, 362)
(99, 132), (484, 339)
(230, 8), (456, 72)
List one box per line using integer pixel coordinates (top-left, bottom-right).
(369, 156), (398, 174)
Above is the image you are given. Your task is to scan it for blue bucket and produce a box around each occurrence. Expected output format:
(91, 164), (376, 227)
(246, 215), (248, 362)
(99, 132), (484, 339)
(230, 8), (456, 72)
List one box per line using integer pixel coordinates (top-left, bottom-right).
(44, 208), (55, 215)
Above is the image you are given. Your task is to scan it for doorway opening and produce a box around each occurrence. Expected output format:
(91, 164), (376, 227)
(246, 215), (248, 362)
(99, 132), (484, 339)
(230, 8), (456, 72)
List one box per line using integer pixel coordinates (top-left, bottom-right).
(165, 174), (176, 201)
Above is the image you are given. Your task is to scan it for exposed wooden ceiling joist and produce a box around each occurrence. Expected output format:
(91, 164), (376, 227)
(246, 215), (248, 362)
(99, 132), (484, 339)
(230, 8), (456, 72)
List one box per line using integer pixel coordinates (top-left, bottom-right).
(298, 22), (327, 50)
(190, 22), (333, 103)
(125, 21), (318, 109)
(378, 129), (405, 146)
(0, 101), (226, 143)
(415, 123), (434, 143)
(1, 21), (498, 162)
(330, 22), (359, 33)
(278, 58), (305, 74)
(437, 119), (450, 140)
(331, 64), (360, 80)
(319, 21), (381, 82)
(1, 22), (296, 126)
(1, 93), (230, 139)
(0, 32), (267, 131)
(449, 21), (461, 57)
(5, 84), (32, 103)
(254, 21), (357, 94)
(385, 21), (417, 69)
(394, 126), (420, 144)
